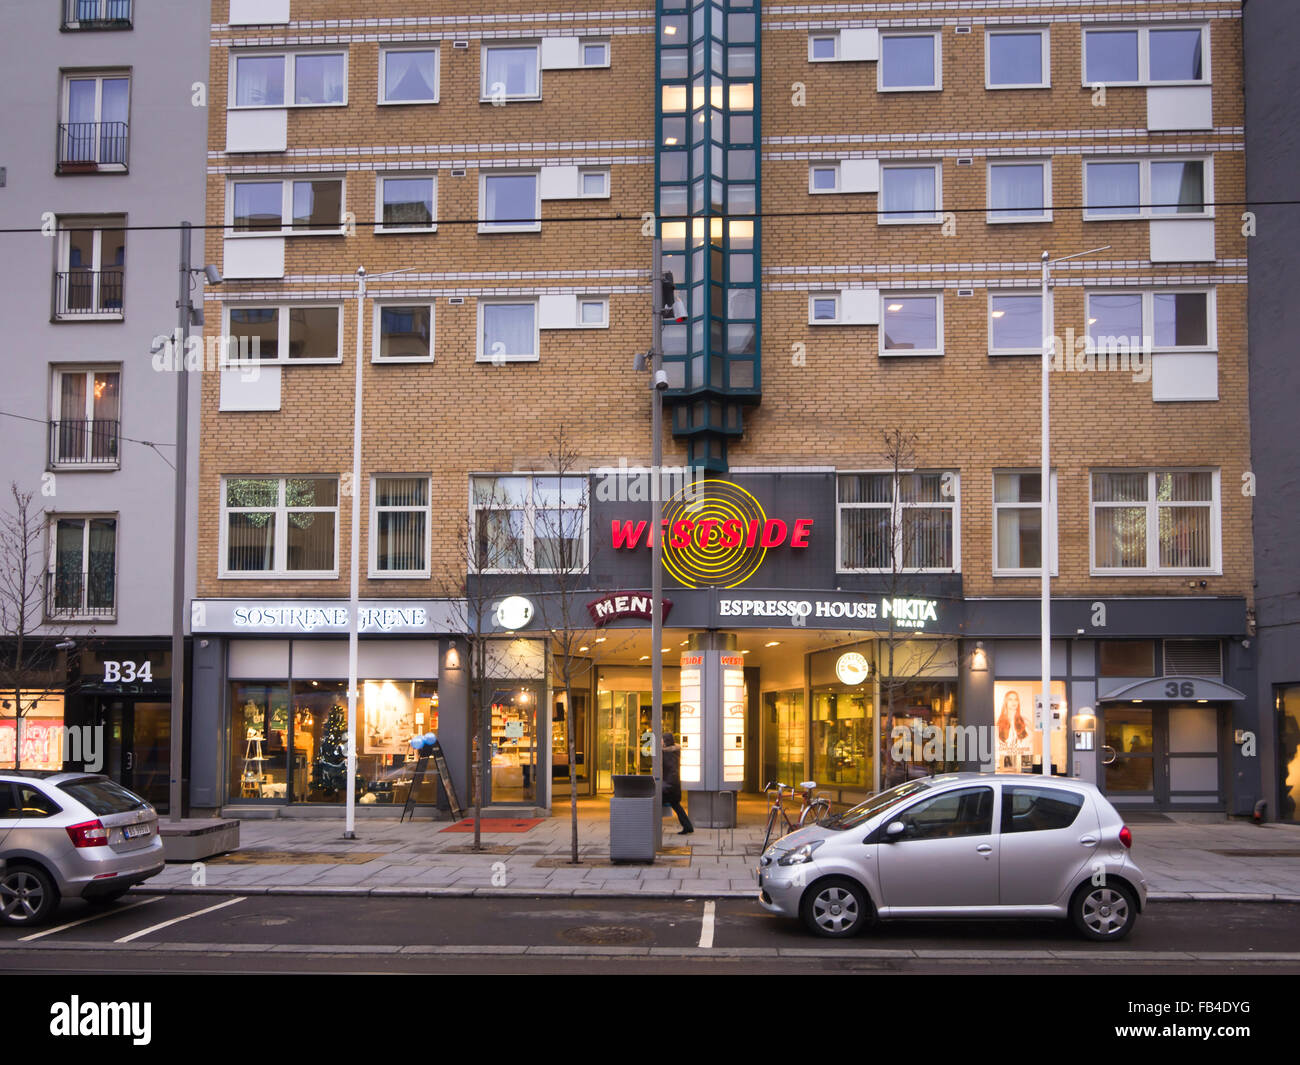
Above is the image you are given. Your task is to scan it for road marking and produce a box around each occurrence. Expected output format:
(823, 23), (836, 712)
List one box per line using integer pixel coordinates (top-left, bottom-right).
(698, 901), (715, 949)
(19, 895), (164, 942)
(114, 896), (246, 944)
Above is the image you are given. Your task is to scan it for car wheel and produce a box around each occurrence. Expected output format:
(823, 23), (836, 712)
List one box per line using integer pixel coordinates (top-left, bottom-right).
(0, 865), (59, 927)
(1070, 882), (1138, 941)
(800, 877), (871, 938)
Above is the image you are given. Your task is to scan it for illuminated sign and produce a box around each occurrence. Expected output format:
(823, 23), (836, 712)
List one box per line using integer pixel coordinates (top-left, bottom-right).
(586, 593), (673, 627)
(836, 652), (870, 686)
(718, 596), (939, 628)
(231, 606), (430, 632)
(494, 596), (535, 630)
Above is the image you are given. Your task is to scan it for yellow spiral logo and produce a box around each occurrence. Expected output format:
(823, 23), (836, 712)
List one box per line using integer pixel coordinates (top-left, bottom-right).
(662, 479), (768, 589)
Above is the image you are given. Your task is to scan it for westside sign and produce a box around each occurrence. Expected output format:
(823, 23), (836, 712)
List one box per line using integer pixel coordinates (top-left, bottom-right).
(717, 596), (942, 630)
(587, 593), (674, 627)
(610, 517), (813, 551)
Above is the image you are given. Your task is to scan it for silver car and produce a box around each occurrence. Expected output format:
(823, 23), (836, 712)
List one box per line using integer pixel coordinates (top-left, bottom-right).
(758, 773), (1148, 941)
(0, 771), (164, 926)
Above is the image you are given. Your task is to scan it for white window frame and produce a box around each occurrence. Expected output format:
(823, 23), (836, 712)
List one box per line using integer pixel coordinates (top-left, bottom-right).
(226, 176), (346, 236)
(809, 293), (840, 324)
(49, 365), (122, 469)
(378, 45), (440, 105)
(223, 303), (345, 365)
(988, 290), (1049, 356)
(60, 70), (131, 169)
(578, 167), (610, 199)
(986, 159), (1052, 223)
(835, 470), (960, 574)
(369, 474), (433, 579)
(227, 48), (349, 109)
(992, 469), (1058, 577)
(476, 297), (540, 363)
(55, 216), (126, 319)
(580, 40), (611, 68)
(1082, 25), (1211, 87)
(985, 28), (1050, 89)
(1085, 288), (1217, 355)
(1083, 156), (1213, 220)
(372, 301), (435, 363)
(878, 162), (942, 225)
(219, 475), (340, 579)
(1089, 468), (1221, 576)
(877, 30), (942, 92)
(480, 41), (541, 102)
(374, 173), (437, 233)
(809, 163), (840, 194)
(469, 474), (590, 575)
(808, 33), (839, 62)
(47, 513), (117, 619)
(577, 296), (609, 328)
(478, 169), (541, 233)
(879, 292), (944, 357)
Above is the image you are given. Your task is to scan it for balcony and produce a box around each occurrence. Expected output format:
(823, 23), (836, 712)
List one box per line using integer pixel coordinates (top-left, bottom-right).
(54, 269), (124, 319)
(61, 0), (132, 30)
(46, 569), (116, 620)
(48, 420), (120, 469)
(57, 121), (129, 173)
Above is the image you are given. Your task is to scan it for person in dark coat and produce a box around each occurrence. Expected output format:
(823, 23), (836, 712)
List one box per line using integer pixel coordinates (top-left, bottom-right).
(661, 731), (694, 835)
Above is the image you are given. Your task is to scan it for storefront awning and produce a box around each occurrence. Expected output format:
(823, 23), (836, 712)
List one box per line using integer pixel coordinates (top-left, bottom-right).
(1099, 675), (1246, 702)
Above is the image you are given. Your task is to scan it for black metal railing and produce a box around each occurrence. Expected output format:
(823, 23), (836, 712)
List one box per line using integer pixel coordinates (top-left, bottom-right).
(46, 568), (116, 619)
(54, 269), (124, 317)
(48, 420), (120, 467)
(57, 121), (129, 171)
(61, 0), (132, 30)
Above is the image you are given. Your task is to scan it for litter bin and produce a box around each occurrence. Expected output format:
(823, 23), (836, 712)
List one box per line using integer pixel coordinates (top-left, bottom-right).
(610, 774), (658, 861)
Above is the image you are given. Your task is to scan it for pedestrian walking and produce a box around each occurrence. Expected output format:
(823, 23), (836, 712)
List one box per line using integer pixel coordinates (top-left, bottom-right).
(661, 731), (694, 835)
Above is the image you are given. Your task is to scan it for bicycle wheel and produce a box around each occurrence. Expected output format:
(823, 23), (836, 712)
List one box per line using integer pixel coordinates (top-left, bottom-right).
(762, 808), (781, 853)
(799, 799), (830, 828)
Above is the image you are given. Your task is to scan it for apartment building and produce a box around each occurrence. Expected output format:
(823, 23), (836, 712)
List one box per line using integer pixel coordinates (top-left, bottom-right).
(0, 1), (210, 810)
(189, 1), (1258, 823)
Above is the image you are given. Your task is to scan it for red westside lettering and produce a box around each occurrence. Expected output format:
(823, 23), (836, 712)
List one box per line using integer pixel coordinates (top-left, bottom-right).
(719, 519), (742, 547)
(670, 520), (692, 548)
(745, 520), (760, 548)
(790, 518), (813, 548)
(609, 515), (815, 549)
(759, 519), (787, 548)
(695, 518), (718, 547)
(610, 520), (648, 549)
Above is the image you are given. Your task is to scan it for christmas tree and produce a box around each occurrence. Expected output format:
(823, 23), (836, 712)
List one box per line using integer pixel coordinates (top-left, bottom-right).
(311, 703), (349, 795)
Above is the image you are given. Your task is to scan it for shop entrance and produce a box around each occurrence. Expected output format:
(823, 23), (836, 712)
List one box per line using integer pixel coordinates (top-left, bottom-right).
(595, 689), (680, 793)
(97, 698), (171, 812)
(1102, 703), (1225, 810)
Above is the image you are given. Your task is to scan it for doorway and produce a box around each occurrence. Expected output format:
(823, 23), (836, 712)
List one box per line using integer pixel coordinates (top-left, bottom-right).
(1278, 685), (1300, 822)
(1102, 703), (1224, 810)
(98, 698), (171, 812)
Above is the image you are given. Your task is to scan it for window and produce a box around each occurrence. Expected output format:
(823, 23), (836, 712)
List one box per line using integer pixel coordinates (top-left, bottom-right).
(837, 472), (958, 572)
(12, 784), (62, 818)
(477, 299), (539, 362)
(59, 72), (129, 170)
(481, 42), (540, 101)
(225, 305), (342, 363)
(61, 0), (133, 30)
(373, 303), (433, 362)
(1098, 640), (1156, 677)
(229, 177), (345, 234)
(1083, 26), (1208, 86)
(1000, 786), (1083, 833)
(578, 297), (608, 328)
(371, 476), (431, 577)
(230, 50), (347, 107)
(579, 168), (609, 198)
(221, 477), (339, 577)
(471, 475), (589, 573)
(1087, 289), (1214, 352)
(55, 216), (125, 319)
(1084, 158), (1209, 219)
(376, 175), (436, 232)
(880, 294), (942, 356)
(810, 294), (839, 323)
(50, 367), (120, 467)
(1091, 470), (1219, 574)
(808, 34), (838, 61)
(809, 164), (839, 193)
(987, 29), (1049, 88)
(879, 163), (941, 223)
(989, 292), (1045, 355)
(888, 787), (993, 841)
(581, 40), (610, 67)
(879, 31), (941, 91)
(379, 46), (438, 104)
(987, 160), (1051, 222)
(48, 516), (116, 618)
(993, 471), (1058, 576)
(479, 170), (540, 232)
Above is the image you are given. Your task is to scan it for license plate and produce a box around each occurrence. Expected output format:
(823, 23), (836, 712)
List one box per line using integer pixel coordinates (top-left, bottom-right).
(123, 824), (151, 839)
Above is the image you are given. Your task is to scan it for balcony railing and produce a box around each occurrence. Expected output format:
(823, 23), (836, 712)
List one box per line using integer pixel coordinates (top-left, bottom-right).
(48, 420), (120, 467)
(46, 568), (116, 620)
(54, 269), (124, 318)
(61, 0), (132, 30)
(57, 121), (129, 172)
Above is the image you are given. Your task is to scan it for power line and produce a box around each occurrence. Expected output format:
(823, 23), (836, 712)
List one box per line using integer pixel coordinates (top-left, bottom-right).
(0, 410), (174, 470)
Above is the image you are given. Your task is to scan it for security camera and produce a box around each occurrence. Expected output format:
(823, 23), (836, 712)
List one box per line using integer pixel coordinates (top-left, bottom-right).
(633, 351), (649, 372)
(652, 369), (669, 390)
(204, 264), (223, 285)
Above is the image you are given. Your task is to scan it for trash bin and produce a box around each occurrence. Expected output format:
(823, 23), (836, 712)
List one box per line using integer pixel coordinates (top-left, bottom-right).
(610, 774), (658, 861)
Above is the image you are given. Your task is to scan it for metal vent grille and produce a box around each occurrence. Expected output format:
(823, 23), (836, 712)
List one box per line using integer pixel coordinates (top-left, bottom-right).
(1163, 639), (1222, 677)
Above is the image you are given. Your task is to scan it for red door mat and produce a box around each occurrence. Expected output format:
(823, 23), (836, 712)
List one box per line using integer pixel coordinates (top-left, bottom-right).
(440, 818), (543, 833)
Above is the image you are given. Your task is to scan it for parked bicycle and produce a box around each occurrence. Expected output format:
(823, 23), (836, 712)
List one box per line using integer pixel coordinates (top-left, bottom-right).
(761, 780), (831, 852)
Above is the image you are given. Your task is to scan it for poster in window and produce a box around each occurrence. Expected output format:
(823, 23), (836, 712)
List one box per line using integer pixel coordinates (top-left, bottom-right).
(362, 680), (417, 755)
(993, 681), (1067, 773)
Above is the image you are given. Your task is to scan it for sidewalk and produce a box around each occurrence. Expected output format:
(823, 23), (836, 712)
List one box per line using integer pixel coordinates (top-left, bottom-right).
(148, 803), (1300, 902)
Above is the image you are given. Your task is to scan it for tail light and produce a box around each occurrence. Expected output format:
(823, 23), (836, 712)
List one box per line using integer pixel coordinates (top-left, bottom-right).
(66, 819), (109, 848)
(1118, 825), (1132, 849)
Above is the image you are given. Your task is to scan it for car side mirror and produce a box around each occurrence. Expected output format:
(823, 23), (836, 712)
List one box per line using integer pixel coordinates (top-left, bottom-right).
(884, 820), (906, 841)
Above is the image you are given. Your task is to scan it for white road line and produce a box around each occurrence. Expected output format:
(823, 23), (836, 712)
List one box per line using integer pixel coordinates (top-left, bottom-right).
(114, 896), (246, 944)
(698, 900), (716, 949)
(19, 895), (164, 942)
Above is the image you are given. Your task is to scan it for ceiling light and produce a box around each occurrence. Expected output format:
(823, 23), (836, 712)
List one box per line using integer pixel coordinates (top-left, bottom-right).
(579, 646), (588, 652)
(991, 310), (1005, 318)
(887, 303), (903, 312)
(764, 641), (780, 648)
(595, 637), (606, 643)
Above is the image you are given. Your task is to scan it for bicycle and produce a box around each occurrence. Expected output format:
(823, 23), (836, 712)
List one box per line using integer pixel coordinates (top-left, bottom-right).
(761, 780), (831, 853)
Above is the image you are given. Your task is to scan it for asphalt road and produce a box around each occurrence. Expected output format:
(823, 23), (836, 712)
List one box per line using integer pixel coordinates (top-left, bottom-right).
(1, 893), (1298, 974)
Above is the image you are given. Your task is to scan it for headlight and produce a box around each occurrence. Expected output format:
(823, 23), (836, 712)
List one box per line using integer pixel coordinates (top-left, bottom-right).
(777, 840), (824, 866)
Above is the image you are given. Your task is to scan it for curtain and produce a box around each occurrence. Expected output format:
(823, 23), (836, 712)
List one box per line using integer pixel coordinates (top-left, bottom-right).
(484, 174), (536, 226)
(100, 78), (129, 163)
(228, 514), (275, 572)
(65, 80), (96, 161)
(1086, 162), (1140, 214)
(384, 51), (437, 101)
(87, 519), (116, 610)
(294, 54), (344, 105)
(376, 478), (427, 571)
(1151, 162), (1203, 214)
(487, 47), (537, 96)
(881, 167), (935, 220)
(483, 303), (535, 356)
(990, 164), (1043, 217)
(235, 55), (284, 107)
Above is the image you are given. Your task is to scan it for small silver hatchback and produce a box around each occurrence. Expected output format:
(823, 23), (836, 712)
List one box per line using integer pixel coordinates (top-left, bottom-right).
(758, 773), (1148, 941)
(0, 771), (164, 926)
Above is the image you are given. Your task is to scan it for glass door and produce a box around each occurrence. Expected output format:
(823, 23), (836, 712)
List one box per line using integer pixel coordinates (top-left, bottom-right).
(1279, 686), (1300, 823)
(488, 686), (538, 804)
(97, 698), (170, 811)
(1103, 706), (1161, 803)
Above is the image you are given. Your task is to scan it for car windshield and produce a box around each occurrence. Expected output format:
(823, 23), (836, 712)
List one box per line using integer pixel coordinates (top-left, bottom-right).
(822, 779), (933, 830)
(61, 778), (149, 815)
